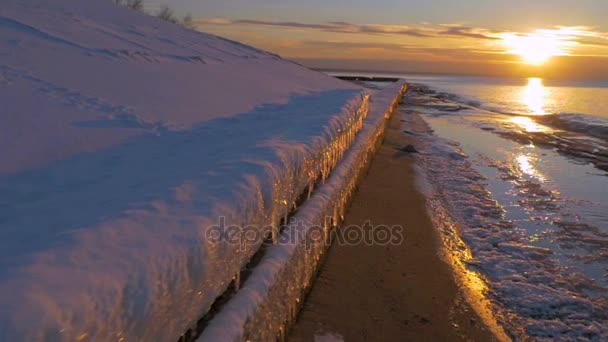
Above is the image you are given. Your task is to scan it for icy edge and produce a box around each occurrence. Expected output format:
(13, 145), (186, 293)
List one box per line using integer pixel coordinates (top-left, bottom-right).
(198, 81), (408, 342)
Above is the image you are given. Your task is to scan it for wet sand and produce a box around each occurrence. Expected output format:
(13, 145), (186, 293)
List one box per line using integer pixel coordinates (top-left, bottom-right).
(288, 106), (504, 341)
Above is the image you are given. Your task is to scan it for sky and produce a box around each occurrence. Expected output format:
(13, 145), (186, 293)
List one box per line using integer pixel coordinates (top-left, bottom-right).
(152, 0), (608, 79)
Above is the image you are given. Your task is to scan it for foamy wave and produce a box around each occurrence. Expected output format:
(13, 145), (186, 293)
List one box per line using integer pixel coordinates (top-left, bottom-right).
(412, 83), (608, 141)
(540, 113), (608, 140)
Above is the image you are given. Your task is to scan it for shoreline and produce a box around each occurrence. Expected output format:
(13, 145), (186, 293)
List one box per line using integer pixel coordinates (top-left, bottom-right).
(289, 98), (505, 341)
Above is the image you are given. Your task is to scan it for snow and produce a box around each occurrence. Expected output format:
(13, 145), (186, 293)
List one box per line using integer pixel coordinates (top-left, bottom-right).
(0, 0), (373, 340)
(198, 81), (407, 342)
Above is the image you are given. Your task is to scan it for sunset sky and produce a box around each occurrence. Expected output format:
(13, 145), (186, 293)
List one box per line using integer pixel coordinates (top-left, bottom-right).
(159, 0), (608, 79)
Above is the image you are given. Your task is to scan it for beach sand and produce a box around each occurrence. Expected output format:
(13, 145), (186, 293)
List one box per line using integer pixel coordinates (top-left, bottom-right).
(288, 105), (503, 341)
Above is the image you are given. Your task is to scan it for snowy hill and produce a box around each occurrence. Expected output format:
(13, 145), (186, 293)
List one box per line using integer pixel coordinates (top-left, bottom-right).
(0, 0), (368, 340)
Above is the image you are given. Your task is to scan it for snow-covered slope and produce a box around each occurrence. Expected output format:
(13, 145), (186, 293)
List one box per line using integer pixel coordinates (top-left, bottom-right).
(0, 0), (366, 340)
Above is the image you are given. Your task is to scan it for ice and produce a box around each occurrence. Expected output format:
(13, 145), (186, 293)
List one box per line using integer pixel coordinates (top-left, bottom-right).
(198, 81), (407, 342)
(405, 87), (608, 340)
(0, 0), (377, 340)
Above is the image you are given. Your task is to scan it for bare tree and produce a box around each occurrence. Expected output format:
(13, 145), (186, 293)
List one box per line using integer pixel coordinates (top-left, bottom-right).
(113, 0), (144, 12)
(115, 1), (194, 28)
(181, 14), (196, 30)
(157, 5), (177, 24)
(126, 0), (144, 11)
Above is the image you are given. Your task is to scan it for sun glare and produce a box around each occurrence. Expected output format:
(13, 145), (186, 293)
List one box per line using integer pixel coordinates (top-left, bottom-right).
(523, 77), (546, 115)
(503, 31), (569, 65)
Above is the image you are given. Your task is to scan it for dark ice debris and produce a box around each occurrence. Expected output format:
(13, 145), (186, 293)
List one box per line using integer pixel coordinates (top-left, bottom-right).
(400, 145), (419, 153)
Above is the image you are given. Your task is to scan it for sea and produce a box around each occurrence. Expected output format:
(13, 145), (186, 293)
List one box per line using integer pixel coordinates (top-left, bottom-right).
(334, 73), (608, 340)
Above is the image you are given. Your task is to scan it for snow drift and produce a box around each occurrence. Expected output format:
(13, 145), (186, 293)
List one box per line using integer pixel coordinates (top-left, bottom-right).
(0, 0), (374, 340)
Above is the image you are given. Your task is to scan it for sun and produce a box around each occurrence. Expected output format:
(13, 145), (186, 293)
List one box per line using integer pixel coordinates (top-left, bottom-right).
(503, 31), (567, 65)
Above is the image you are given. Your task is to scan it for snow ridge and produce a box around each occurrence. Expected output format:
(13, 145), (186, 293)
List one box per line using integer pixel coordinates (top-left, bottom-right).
(199, 82), (407, 342)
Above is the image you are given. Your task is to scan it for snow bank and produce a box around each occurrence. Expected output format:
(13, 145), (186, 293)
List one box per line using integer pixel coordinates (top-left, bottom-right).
(199, 81), (407, 341)
(0, 0), (371, 340)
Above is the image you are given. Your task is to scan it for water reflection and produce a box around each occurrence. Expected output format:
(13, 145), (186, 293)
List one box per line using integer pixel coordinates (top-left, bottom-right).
(523, 78), (546, 115)
(516, 153), (546, 182)
(510, 116), (546, 132)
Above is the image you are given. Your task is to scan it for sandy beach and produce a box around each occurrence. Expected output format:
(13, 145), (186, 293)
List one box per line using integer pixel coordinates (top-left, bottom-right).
(288, 102), (502, 341)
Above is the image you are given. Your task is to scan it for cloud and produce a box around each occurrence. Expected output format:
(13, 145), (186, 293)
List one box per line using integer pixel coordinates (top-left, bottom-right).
(296, 40), (506, 63)
(230, 19), (338, 30)
(550, 26), (608, 39)
(195, 18), (490, 40)
(578, 39), (608, 48)
(356, 25), (432, 37)
(302, 41), (416, 49)
(439, 26), (500, 40)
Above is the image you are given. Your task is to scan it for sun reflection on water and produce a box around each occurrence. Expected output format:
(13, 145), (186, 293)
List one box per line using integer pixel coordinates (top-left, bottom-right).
(516, 153), (546, 182)
(510, 116), (546, 132)
(510, 78), (551, 132)
(517, 154), (535, 176)
(523, 77), (546, 115)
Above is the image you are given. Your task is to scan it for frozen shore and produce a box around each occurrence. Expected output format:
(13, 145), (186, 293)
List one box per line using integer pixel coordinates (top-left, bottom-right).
(405, 84), (608, 340)
(288, 89), (505, 342)
(199, 81), (407, 341)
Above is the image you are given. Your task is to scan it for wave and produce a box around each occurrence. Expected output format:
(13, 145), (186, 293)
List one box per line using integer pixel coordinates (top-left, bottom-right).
(411, 83), (608, 141)
(538, 113), (608, 141)
(408, 83), (608, 174)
